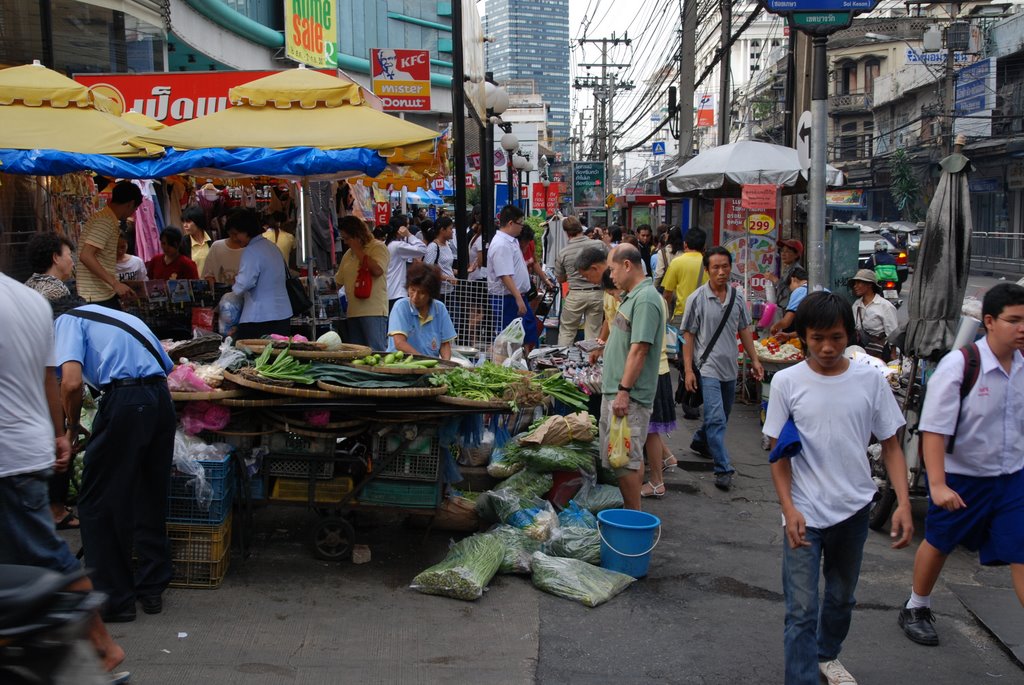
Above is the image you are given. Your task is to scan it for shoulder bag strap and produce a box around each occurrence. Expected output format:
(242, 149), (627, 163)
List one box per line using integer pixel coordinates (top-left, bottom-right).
(691, 257), (703, 293)
(697, 286), (736, 369)
(947, 343), (981, 453)
(64, 309), (167, 372)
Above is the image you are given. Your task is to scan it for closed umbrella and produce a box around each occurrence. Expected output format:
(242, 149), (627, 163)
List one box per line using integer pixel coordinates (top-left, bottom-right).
(904, 148), (974, 360)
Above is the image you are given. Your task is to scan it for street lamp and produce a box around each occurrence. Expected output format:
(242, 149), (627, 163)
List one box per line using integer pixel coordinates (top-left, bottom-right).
(482, 75), (511, 266)
(502, 133), (520, 206)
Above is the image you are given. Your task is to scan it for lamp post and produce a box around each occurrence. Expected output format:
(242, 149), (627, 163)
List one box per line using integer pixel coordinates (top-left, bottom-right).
(501, 133), (519, 207)
(512, 153), (528, 211)
(484, 77), (509, 249)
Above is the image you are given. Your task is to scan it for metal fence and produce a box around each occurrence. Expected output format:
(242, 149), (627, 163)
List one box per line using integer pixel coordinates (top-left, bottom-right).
(970, 232), (1024, 276)
(444, 278), (501, 354)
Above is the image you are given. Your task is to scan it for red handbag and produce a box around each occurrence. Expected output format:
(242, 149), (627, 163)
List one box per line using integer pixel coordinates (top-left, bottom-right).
(354, 257), (373, 299)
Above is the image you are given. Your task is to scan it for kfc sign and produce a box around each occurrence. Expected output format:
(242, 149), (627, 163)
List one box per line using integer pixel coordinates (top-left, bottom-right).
(370, 48), (432, 111)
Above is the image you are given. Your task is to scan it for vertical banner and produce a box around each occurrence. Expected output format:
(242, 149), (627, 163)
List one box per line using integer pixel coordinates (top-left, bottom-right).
(374, 201), (391, 226)
(696, 93), (716, 128)
(285, 1), (337, 68)
(572, 162), (606, 209)
(713, 198), (778, 301)
(370, 48), (431, 111)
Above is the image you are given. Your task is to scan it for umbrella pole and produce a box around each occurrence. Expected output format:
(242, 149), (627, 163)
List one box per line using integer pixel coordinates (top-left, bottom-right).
(299, 178), (317, 340)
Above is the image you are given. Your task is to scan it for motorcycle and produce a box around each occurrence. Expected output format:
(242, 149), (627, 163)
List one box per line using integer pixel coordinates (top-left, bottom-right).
(0, 565), (110, 685)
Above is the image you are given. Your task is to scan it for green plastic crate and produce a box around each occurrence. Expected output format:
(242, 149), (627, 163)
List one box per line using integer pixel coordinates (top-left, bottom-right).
(358, 479), (441, 508)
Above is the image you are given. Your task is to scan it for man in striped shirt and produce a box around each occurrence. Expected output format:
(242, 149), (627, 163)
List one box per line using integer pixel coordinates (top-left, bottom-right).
(77, 181), (142, 309)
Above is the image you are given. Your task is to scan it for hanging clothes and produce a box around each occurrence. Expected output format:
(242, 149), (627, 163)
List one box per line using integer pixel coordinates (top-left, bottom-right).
(165, 177), (185, 228)
(132, 180), (161, 263)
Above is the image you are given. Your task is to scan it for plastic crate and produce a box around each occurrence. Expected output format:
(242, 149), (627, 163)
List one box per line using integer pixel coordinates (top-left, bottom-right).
(167, 479), (234, 525)
(357, 479), (442, 509)
(265, 457), (335, 480)
(166, 514), (232, 589)
(268, 431), (333, 457)
(170, 452), (233, 501)
(270, 476), (354, 504)
(372, 433), (441, 481)
(249, 477), (266, 501)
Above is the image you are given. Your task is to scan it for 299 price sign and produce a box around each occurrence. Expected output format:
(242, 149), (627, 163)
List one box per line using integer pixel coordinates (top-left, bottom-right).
(746, 213), (776, 235)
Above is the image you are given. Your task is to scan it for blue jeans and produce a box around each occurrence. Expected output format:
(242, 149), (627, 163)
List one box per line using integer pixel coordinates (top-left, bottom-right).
(0, 470), (80, 574)
(693, 376), (736, 474)
(346, 315), (387, 351)
(782, 505), (870, 685)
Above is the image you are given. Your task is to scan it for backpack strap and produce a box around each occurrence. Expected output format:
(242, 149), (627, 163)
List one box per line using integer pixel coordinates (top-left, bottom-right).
(947, 342), (981, 454)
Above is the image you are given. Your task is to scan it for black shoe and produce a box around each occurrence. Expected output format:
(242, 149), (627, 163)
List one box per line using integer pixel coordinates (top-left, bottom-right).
(690, 440), (712, 459)
(102, 605), (137, 623)
(714, 472), (733, 491)
(898, 606), (939, 646)
(139, 594), (162, 615)
(682, 408), (701, 420)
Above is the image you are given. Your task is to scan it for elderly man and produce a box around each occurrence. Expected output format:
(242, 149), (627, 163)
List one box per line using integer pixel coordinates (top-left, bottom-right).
(599, 244), (666, 510)
(555, 216), (606, 346)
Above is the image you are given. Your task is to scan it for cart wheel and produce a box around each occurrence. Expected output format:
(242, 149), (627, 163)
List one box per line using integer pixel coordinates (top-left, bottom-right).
(868, 485), (897, 531)
(312, 517), (355, 561)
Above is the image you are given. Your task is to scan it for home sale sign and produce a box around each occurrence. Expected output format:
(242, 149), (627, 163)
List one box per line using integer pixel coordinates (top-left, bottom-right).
(285, 0), (338, 68)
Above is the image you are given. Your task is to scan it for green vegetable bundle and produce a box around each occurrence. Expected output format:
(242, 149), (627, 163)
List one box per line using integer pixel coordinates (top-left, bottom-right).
(410, 533), (505, 601)
(530, 552), (635, 607)
(308, 363), (429, 388)
(499, 469), (553, 500)
(575, 482), (624, 513)
(536, 372), (590, 412)
(503, 442), (598, 474)
(542, 527), (601, 565)
(475, 488), (531, 523)
(253, 345), (314, 384)
(488, 525), (542, 574)
(352, 350), (438, 368)
(428, 362), (542, 408)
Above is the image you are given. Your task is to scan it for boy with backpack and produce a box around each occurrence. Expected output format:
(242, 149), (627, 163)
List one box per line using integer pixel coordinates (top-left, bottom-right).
(763, 292), (913, 684)
(898, 282), (1024, 646)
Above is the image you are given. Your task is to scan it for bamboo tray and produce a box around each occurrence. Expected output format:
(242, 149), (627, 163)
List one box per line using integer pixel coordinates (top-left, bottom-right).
(435, 395), (513, 410)
(316, 381), (448, 399)
(261, 410), (365, 431)
(223, 370), (334, 399)
(169, 389), (245, 402)
(236, 340), (371, 361)
(220, 396), (297, 407)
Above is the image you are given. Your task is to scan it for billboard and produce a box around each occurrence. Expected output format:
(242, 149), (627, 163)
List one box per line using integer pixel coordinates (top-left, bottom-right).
(370, 48), (432, 111)
(573, 162), (606, 209)
(284, 0), (338, 68)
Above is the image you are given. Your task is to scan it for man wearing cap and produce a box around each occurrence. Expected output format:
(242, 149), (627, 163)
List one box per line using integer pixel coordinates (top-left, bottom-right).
(555, 216), (606, 346)
(850, 268), (898, 359)
(770, 239), (805, 311)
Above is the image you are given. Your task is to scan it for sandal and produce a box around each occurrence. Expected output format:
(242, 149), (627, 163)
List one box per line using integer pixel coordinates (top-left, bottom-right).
(662, 456), (678, 472)
(55, 508), (80, 530)
(641, 482), (666, 498)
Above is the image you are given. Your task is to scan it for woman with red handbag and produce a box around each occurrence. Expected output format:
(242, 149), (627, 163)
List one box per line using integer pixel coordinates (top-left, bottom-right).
(335, 216), (390, 350)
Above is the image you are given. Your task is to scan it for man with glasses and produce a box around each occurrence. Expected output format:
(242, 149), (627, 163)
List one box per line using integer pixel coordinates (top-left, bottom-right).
(77, 181), (143, 310)
(898, 282), (1024, 646)
(487, 204), (539, 352)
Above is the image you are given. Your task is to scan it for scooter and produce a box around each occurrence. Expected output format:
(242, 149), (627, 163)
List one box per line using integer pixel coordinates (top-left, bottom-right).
(0, 565), (108, 685)
(881, 277), (903, 308)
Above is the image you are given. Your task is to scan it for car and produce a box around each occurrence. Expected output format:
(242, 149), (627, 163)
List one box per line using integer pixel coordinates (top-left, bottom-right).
(858, 233), (910, 293)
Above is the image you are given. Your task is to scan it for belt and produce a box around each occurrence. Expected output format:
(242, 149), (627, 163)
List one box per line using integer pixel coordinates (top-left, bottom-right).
(101, 375), (166, 392)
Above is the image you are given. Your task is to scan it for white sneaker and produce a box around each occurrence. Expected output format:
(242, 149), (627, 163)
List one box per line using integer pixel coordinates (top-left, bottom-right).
(819, 659), (857, 685)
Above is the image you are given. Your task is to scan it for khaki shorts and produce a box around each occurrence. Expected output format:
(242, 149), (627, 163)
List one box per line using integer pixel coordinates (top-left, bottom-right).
(599, 398), (653, 472)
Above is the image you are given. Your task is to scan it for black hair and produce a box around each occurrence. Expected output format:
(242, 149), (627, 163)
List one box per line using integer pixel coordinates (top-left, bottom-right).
(420, 220), (437, 242)
(982, 282), (1024, 320)
(406, 261), (442, 300)
(601, 268), (616, 291)
(575, 244), (609, 272)
(519, 224), (535, 242)
(437, 216), (454, 231)
(223, 207), (262, 238)
(667, 227), (685, 253)
(636, 224), (652, 235)
(609, 227), (623, 242)
(390, 215), (409, 230)
(339, 215), (373, 246)
(789, 266), (808, 282)
(499, 204), (524, 226)
(50, 294), (87, 319)
(160, 227), (184, 247)
(684, 227), (707, 252)
(111, 180), (142, 207)
(27, 232), (75, 274)
(181, 207), (207, 232)
(703, 245), (732, 268)
(793, 291), (856, 342)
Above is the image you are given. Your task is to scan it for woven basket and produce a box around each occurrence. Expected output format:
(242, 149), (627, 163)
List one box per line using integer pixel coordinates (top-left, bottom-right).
(223, 371), (333, 399)
(316, 381), (448, 399)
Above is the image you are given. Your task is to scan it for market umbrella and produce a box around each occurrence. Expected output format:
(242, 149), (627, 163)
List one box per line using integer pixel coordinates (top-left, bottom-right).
(0, 61), (163, 159)
(904, 149), (974, 360)
(665, 139), (844, 196)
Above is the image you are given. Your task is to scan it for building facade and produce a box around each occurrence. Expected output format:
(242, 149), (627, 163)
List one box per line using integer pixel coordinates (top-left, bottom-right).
(484, 0), (571, 156)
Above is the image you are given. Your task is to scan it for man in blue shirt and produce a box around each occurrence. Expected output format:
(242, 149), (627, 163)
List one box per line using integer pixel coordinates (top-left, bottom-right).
(55, 302), (176, 623)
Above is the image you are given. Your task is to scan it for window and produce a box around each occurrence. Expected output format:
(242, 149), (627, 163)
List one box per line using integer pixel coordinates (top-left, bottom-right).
(864, 58), (881, 95)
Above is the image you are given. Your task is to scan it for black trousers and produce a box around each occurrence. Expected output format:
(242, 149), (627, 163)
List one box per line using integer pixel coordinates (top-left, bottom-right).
(78, 383), (176, 611)
(235, 318), (291, 339)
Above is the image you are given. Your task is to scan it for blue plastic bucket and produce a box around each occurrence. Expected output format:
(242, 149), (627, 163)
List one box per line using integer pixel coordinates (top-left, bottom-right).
(597, 509), (662, 578)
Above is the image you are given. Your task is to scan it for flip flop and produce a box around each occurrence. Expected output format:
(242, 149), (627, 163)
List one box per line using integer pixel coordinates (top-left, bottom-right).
(641, 482), (666, 498)
(55, 509), (80, 530)
(109, 671), (131, 684)
(662, 456), (678, 472)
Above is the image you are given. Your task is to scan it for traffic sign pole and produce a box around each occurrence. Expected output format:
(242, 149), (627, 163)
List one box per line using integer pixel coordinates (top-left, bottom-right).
(807, 36), (829, 293)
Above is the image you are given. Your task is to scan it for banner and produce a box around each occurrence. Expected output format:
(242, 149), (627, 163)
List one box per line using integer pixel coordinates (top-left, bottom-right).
(285, 0), (338, 68)
(572, 162), (605, 209)
(825, 189), (865, 208)
(713, 198), (778, 301)
(374, 201), (391, 226)
(531, 182), (561, 215)
(370, 48), (431, 111)
(696, 93), (715, 128)
(741, 184), (779, 211)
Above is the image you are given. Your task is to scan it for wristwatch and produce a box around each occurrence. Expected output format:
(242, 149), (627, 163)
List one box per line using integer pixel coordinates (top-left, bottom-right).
(618, 384), (632, 393)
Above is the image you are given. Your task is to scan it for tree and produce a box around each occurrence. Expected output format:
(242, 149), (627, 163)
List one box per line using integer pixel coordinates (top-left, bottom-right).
(889, 148), (922, 222)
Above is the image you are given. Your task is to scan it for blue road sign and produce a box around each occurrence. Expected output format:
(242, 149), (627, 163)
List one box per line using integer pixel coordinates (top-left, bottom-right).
(767, 0), (876, 12)
(652, 141), (666, 156)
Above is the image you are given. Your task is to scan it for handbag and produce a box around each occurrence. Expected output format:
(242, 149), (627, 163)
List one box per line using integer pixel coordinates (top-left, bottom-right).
(354, 256), (373, 299)
(677, 286), (736, 408)
(856, 309), (891, 360)
(285, 271), (313, 317)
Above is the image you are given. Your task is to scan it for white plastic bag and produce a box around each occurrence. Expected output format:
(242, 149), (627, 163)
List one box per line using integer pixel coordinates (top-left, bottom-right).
(492, 317), (526, 364)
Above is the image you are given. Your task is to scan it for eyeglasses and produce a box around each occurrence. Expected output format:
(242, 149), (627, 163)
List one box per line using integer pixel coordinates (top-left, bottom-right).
(997, 316), (1024, 328)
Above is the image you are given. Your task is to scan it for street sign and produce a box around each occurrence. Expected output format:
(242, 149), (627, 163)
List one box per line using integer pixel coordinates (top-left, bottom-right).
(791, 11), (851, 28)
(652, 141), (666, 156)
(766, 0), (875, 12)
(796, 111), (812, 175)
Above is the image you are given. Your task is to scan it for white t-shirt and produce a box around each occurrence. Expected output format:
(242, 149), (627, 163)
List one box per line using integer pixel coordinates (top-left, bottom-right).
(487, 230), (529, 296)
(116, 255), (148, 282)
(424, 241), (455, 295)
(0, 273), (57, 477)
(386, 236), (427, 301)
(763, 360), (905, 529)
(202, 239), (244, 286)
(469, 235), (488, 281)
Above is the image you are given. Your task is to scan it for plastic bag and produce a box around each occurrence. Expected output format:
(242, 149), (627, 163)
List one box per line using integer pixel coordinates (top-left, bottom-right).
(462, 428), (494, 466)
(488, 524), (542, 574)
(519, 412), (596, 446)
(217, 292), (243, 337)
(499, 469), (553, 500)
(180, 401), (232, 435)
(410, 533), (504, 601)
(607, 415), (631, 468)
(475, 488), (528, 524)
(434, 495), (480, 532)
(486, 447), (523, 479)
(171, 431), (232, 510)
(213, 336), (247, 371)
(505, 497), (559, 541)
(530, 551), (635, 607)
(503, 442), (598, 474)
(558, 500), (598, 529)
(574, 477), (624, 514)
(543, 526), (601, 565)
(167, 364), (214, 393)
(492, 317), (526, 364)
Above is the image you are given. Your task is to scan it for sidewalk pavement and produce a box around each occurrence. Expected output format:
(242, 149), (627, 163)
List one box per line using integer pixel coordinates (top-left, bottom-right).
(62, 402), (1022, 684)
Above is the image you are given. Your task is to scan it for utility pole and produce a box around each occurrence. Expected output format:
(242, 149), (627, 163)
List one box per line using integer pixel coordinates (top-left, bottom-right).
(678, 0), (698, 159)
(718, 0), (732, 145)
(943, 3), (960, 155)
(576, 34), (632, 191)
